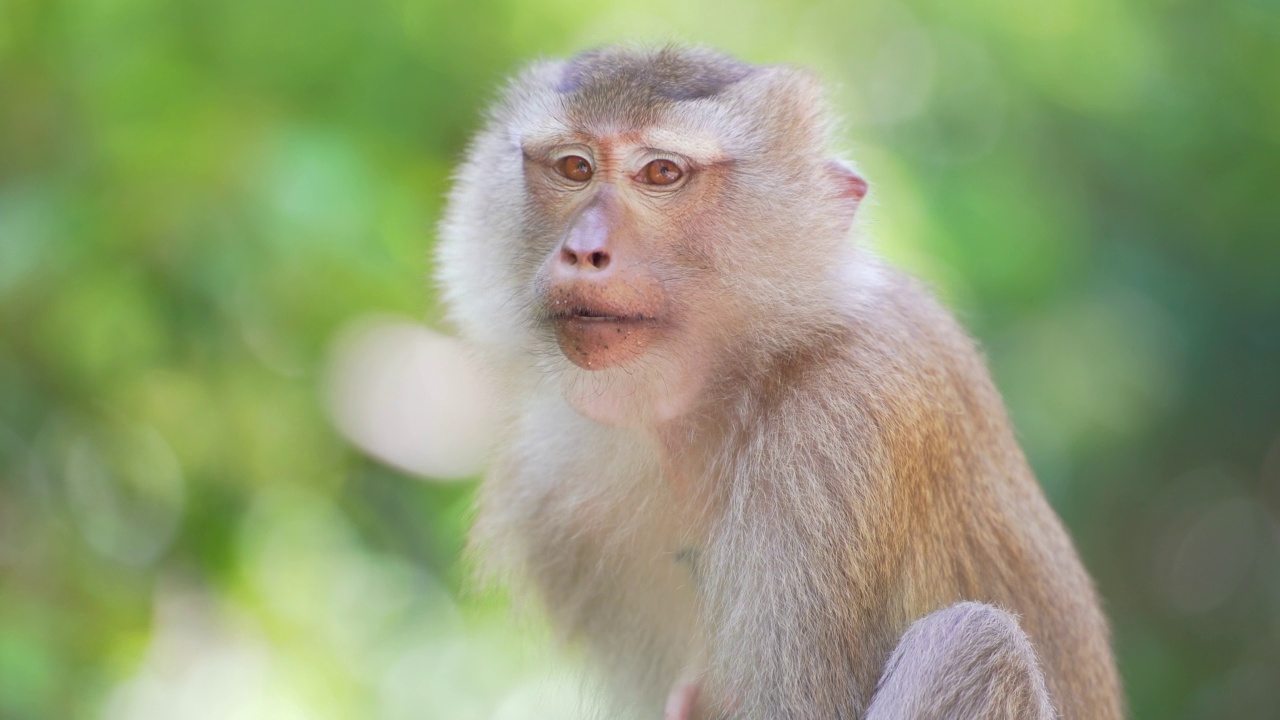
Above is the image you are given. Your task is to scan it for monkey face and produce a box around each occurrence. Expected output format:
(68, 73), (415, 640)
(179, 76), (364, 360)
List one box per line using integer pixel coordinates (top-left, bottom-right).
(438, 46), (868, 424)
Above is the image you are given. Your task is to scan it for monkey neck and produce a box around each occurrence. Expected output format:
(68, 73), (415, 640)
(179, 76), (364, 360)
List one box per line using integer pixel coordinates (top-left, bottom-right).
(649, 321), (848, 488)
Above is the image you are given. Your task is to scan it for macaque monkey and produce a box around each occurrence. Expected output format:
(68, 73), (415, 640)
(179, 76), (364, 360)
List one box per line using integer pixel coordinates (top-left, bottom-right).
(436, 45), (1123, 719)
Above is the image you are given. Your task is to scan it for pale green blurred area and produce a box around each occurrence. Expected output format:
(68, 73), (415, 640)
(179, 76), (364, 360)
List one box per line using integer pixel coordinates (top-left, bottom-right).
(2, 0), (1279, 718)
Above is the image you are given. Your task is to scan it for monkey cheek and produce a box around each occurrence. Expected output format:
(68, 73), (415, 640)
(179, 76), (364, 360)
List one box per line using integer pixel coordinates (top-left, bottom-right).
(554, 320), (655, 370)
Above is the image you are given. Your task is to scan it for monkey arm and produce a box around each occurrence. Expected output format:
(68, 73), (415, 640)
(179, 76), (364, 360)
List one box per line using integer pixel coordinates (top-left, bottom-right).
(864, 602), (1056, 720)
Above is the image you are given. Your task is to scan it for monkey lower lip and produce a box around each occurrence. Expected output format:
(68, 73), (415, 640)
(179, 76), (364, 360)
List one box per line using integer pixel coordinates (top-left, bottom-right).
(553, 315), (659, 369)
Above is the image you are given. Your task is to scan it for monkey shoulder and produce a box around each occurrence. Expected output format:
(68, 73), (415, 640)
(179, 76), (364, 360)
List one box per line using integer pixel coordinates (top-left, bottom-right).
(762, 265), (1000, 440)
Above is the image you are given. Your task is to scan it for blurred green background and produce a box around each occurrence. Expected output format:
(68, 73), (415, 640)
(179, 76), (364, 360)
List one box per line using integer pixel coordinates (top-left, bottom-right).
(2, 0), (1279, 717)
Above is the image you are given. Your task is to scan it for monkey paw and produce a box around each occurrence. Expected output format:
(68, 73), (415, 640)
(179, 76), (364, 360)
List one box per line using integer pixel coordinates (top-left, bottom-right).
(664, 678), (700, 720)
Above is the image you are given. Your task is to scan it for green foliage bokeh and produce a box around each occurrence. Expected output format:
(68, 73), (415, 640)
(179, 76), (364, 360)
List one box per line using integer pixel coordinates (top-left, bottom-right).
(2, 0), (1279, 718)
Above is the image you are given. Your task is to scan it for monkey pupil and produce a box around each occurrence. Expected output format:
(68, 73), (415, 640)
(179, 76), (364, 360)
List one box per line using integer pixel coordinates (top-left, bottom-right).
(647, 160), (680, 185)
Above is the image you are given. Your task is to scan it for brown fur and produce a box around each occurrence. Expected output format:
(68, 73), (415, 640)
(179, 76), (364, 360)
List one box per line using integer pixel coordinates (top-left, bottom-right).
(437, 44), (1123, 719)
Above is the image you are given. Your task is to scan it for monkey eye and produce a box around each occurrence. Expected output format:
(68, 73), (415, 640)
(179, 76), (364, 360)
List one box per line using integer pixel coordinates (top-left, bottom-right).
(639, 159), (684, 186)
(555, 155), (593, 182)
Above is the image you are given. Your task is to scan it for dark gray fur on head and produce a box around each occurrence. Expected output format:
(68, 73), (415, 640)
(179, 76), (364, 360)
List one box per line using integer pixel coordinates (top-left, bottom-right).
(557, 45), (757, 102)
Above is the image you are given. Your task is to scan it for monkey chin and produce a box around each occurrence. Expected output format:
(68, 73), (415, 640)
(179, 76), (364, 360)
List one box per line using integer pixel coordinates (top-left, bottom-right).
(554, 330), (712, 430)
(553, 316), (657, 370)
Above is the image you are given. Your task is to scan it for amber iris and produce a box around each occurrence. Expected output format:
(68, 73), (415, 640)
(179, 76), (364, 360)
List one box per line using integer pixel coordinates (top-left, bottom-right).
(556, 155), (593, 182)
(643, 159), (682, 185)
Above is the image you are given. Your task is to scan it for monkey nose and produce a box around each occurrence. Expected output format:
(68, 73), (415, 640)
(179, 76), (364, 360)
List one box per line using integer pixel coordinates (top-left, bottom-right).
(559, 245), (612, 271)
(556, 201), (614, 274)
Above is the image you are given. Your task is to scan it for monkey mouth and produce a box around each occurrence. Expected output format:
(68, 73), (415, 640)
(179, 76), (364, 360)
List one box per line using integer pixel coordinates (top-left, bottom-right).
(547, 307), (661, 370)
(542, 282), (666, 370)
(551, 307), (652, 324)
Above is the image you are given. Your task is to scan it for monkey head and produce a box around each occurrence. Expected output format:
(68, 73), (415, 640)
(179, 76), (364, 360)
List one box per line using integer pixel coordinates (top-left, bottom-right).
(438, 46), (867, 426)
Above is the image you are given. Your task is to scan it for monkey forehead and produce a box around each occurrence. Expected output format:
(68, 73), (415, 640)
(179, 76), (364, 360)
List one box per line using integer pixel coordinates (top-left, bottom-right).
(550, 45), (764, 148)
(511, 82), (767, 162)
(499, 46), (821, 161)
(517, 121), (729, 165)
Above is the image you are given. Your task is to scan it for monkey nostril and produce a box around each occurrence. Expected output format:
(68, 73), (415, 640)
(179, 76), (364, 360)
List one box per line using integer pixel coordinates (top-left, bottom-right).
(558, 246), (610, 271)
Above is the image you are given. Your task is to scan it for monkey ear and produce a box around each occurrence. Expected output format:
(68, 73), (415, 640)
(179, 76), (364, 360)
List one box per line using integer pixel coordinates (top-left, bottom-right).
(827, 160), (868, 229)
(827, 159), (868, 202)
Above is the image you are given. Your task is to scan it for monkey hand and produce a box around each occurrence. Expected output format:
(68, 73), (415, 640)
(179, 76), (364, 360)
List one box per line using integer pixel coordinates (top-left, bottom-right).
(663, 677), (700, 720)
(665, 677), (741, 719)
